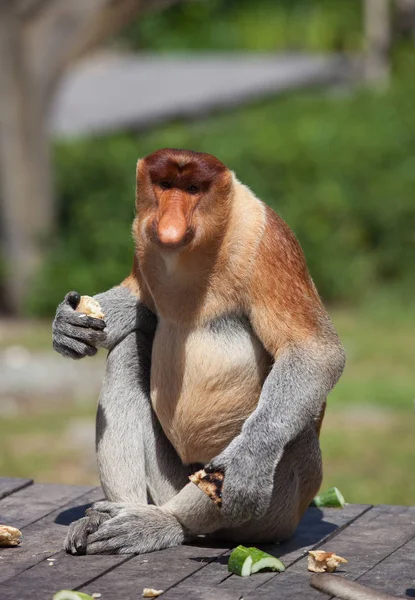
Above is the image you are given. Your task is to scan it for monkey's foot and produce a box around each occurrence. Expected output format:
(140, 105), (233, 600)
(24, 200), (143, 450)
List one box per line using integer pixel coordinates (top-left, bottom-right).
(65, 508), (110, 555)
(82, 501), (185, 555)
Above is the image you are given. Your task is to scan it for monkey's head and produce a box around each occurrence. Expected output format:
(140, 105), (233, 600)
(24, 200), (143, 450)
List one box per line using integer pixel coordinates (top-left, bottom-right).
(134, 149), (233, 252)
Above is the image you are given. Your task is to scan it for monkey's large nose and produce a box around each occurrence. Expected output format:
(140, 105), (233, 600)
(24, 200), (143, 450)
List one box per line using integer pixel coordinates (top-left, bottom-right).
(157, 209), (188, 248)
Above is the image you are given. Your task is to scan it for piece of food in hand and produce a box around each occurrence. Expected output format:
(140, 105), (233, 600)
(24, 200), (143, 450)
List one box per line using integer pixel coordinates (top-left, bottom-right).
(311, 487), (345, 508)
(0, 524), (22, 547)
(189, 469), (224, 507)
(53, 592), (94, 600)
(75, 296), (105, 320)
(228, 545), (286, 577)
(308, 550), (348, 573)
(142, 589), (164, 598)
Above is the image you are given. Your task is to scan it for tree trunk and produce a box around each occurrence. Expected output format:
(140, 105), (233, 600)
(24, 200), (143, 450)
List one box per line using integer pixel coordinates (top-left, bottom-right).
(395, 0), (415, 42)
(0, 5), (53, 313)
(0, 0), (182, 314)
(364, 0), (391, 84)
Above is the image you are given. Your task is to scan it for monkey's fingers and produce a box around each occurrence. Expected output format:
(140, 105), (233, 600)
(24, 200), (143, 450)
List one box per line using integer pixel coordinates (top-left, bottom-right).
(53, 333), (99, 360)
(204, 462), (225, 474)
(64, 291), (81, 309)
(65, 511), (110, 555)
(53, 322), (107, 346)
(57, 307), (106, 330)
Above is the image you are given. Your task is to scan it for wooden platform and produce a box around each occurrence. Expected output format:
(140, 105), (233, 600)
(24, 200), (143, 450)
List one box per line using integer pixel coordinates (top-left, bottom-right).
(0, 478), (414, 599)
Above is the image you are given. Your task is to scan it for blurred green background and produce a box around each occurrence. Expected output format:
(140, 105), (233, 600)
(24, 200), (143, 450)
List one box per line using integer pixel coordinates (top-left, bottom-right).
(0, 0), (414, 506)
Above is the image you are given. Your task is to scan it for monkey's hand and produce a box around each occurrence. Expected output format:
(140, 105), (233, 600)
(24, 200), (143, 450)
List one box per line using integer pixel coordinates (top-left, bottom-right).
(53, 286), (154, 358)
(78, 501), (185, 555)
(53, 291), (107, 359)
(205, 436), (280, 526)
(65, 507), (111, 555)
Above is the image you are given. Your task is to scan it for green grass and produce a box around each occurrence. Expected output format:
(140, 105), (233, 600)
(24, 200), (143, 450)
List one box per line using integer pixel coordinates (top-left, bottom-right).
(1, 305), (414, 503)
(321, 410), (414, 505)
(319, 304), (415, 505)
(329, 305), (415, 411)
(0, 402), (98, 486)
(0, 320), (52, 351)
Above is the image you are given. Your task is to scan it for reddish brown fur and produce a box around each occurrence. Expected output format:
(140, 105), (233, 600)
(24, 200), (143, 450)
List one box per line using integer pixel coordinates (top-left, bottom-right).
(249, 206), (327, 355)
(144, 148), (229, 189)
(136, 148), (232, 252)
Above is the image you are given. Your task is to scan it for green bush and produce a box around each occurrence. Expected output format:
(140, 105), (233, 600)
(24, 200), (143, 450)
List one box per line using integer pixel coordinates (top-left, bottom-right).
(119, 0), (362, 52)
(28, 63), (415, 315)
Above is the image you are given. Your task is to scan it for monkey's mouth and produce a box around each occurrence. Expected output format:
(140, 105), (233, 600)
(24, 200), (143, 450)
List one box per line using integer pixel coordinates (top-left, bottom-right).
(150, 221), (195, 251)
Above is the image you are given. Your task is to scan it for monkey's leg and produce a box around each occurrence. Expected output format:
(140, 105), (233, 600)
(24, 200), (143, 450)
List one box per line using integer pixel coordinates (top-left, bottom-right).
(67, 330), (191, 555)
(97, 330), (190, 506)
(84, 427), (321, 554)
(82, 325), (226, 554)
(156, 426), (321, 545)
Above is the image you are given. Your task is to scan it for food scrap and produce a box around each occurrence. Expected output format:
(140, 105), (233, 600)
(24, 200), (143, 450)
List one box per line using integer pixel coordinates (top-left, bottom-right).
(0, 525), (22, 547)
(53, 592), (95, 600)
(189, 469), (224, 507)
(76, 296), (105, 320)
(308, 550), (348, 573)
(228, 545), (285, 577)
(142, 589), (164, 598)
(311, 487), (345, 508)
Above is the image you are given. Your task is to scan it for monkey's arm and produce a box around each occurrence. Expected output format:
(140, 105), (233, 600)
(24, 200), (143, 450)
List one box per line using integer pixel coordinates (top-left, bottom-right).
(206, 334), (344, 524)
(53, 283), (153, 358)
(206, 211), (346, 525)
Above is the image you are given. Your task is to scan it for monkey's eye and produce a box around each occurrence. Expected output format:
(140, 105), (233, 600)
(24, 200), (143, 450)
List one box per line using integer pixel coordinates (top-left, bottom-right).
(159, 181), (171, 190)
(187, 185), (199, 194)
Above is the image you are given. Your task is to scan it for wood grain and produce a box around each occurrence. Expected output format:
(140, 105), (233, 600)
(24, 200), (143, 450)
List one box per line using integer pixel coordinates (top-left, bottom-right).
(0, 477), (33, 500)
(0, 487), (103, 583)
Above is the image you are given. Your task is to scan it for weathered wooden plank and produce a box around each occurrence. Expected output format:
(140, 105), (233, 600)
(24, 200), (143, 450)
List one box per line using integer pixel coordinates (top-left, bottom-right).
(1, 501), (411, 600)
(0, 551), (132, 600)
(0, 487), (104, 583)
(248, 571), (323, 600)
(165, 503), (371, 597)
(80, 542), (233, 599)
(355, 532), (415, 598)
(0, 483), (92, 530)
(0, 477), (33, 500)
(243, 505), (415, 599)
(162, 588), (242, 600)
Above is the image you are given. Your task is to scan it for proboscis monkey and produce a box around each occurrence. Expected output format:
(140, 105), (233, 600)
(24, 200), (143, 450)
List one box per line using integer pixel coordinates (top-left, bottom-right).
(53, 148), (345, 556)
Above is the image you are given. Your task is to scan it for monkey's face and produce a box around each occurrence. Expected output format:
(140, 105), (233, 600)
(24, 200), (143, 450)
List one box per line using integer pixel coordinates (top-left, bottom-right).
(135, 149), (233, 252)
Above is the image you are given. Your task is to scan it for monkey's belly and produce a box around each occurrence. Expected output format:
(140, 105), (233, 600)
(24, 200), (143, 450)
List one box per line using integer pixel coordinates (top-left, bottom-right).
(150, 317), (272, 464)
